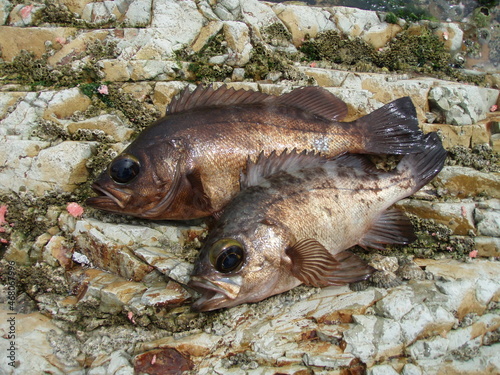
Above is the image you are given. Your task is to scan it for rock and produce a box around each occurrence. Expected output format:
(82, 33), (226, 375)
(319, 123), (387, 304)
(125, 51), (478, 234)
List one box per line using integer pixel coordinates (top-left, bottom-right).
(151, 0), (205, 44)
(398, 200), (476, 236)
(328, 6), (402, 49)
(153, 81), (188, 116)
(223, 21), (252, 66)
(213, 0), (240, 21)
(0, 26), (77, 61)
(134, 348), (193, 374)
(431, 22), (464, 52)
(474, 206), (500, 237)
(128, 60), (179, 81)
(8, 3), (45, 27)
(368, 365), (399, 375)
(82, 1), (121, 24)
(432, 166), (500, 199)
(401, 363), (423, 375)
(98, 59), (131, 81)
(429, 85), (499, 125)
(123, 0), (152, 27)
(343, 315), (403, 367)
(0, 140), (49, 194)
(140, 281), (191, 308)
(43, 87), (92, 122)
(25, 141), (94, 194)
(273, 3), (337, 46)
(475, 236), (500, 257)
(0, 0), (12, 25)
(47, 30), (110, 66)
(66, 114), (133, 142)
(0, 310), (72, 374)
(240, 0), (283, 37)
(191, 20), (224, 52)
(100, 280), (148, 314)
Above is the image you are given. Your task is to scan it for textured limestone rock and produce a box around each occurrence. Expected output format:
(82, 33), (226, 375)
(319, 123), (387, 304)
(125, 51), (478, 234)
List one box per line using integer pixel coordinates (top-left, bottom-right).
(66, 114), (133, 142)
(223, 21), (252, 66)
(0, 0), (12, 25)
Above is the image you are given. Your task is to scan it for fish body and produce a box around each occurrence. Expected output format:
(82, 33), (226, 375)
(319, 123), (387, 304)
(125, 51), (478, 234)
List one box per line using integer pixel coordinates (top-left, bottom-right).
(189, 133), (447, 311)
(87, 85), (424, 220)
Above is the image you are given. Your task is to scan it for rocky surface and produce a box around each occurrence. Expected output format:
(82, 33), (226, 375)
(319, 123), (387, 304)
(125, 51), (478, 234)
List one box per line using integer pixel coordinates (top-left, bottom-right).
(0, 0), (499, 374)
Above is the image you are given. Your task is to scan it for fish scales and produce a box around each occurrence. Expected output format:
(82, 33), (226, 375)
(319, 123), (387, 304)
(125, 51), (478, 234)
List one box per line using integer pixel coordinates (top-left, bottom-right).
(189, 133), (447, 311)
(87, 85), (424, 220)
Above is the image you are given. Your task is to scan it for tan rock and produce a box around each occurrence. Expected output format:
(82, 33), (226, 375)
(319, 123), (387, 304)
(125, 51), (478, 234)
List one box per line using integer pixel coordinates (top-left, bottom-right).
(43, 87), (92, 121)
(422, 123), (473, 148)
(100, 280), (148, 313)
(98, 59), (131, 81)
(432, 166), (500, 199)
(43, 235), (74, 269)
(59, 0), (95, 15)
(0, 26), (77, 61)
(66, 114), (133, 142)
(191, 20), (223, 52)
(47, 30), (109, 66)
(398, 200), (476, 235)
(153, 81), (188, 116)
(475, 236), (500, 258)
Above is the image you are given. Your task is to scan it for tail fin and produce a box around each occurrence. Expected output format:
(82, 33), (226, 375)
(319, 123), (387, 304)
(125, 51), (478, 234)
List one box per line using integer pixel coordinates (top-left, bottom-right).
(398, 132), (447, 193)
(355, 97), (424, 154)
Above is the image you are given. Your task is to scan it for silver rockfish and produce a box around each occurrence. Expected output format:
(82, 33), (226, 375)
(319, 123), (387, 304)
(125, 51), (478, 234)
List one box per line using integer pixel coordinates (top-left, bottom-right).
(189, 133), (447, 311)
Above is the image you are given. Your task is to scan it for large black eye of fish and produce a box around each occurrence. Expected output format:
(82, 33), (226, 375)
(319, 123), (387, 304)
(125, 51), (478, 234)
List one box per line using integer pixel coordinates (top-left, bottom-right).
(109, 154), (141, 184)
(209, 239), (245, 273)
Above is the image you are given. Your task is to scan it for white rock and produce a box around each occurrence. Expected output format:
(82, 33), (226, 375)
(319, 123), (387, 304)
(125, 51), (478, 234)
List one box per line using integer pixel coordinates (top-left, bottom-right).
(408, 335), (450, 360)
(82, 1), (121, 24)
(151, 0), (205, 44)
(401, 363), (423, 375)
(474, 208), (500, 237)
(368, 364), (399, 375)
(374, 286), (414, 321)
(123, 0), (152, 27)
(432, 22), (463, 52)
(129, 60), (179, 81)
(429, 85), (499, 125)
(8, 3), (45, 27)
(26, 141), (94, 193)
(106, 350), (134, 375)
(240, 0), (282, 34)
(213, 0), (240, 21)
(343, 315), (403, 366)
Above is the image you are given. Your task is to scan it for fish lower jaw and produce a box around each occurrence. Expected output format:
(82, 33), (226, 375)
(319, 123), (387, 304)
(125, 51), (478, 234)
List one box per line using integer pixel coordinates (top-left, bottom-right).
(188, 278), (234, 312)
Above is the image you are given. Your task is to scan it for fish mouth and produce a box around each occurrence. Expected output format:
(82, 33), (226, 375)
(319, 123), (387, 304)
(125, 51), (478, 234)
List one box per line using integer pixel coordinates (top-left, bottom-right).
(86, 183), (131, 211)
(188, 276), (240, 312)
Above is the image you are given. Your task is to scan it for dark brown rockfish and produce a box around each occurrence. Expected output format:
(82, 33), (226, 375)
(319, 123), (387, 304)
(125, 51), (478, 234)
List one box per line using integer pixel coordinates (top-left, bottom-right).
(87, 84), (424, 220)
(189, 133), (447, 311)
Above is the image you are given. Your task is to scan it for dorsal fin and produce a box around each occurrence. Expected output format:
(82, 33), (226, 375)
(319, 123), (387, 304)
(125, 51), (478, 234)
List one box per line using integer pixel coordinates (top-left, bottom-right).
(166, 84), (271, 114)
(241, 149), (326, 189)
(267, 86), (348, 121)
(166, 85), (348, 120)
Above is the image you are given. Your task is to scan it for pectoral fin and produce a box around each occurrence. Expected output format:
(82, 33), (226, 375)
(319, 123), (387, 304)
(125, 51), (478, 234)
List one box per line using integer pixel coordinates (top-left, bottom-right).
(186, 169), (212, 213)
(285, 239), (374, 287)
(359, 209), (417, 250)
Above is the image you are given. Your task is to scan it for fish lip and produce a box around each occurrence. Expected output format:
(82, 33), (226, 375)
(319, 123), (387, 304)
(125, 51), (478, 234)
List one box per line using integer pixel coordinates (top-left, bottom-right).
(87, 183), (130, 209)
(188, 277), (233, 312)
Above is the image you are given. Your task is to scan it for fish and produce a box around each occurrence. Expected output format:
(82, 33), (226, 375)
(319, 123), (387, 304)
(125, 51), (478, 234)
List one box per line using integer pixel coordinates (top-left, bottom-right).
(188, 133), (447, 311)
(86, 84), (424, 220)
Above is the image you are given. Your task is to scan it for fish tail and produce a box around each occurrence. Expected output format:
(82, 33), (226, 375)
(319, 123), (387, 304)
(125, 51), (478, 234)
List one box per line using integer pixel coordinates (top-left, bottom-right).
(398, 132), (447, 193)
(355, 97), (424, 154)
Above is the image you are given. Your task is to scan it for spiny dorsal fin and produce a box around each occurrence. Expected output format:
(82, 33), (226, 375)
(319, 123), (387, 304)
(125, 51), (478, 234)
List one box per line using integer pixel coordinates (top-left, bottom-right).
(241, 149), (326, 189)
(268, 86), (348, 121)
(166, 84), (271, 114)
(285, 238), (374, 287)
(166, 85), (348, 121)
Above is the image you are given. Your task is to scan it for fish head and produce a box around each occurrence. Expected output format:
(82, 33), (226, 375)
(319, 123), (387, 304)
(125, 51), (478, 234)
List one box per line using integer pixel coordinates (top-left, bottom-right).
(86, 139), (195, 220)
(189, 222), (298, 311)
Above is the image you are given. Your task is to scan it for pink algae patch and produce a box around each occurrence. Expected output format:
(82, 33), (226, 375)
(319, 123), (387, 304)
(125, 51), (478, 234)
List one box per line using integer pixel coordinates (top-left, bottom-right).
(469, 250), (478, 258)
(0, 205), (7, 225)
(67, 202), (84, 217)
(20, 5), (33, 19)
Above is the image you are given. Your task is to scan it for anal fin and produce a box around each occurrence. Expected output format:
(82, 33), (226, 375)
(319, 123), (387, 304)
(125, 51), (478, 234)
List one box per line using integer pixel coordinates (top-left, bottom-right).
(359, 209), (416, 250)
(286, 239), (374, 287)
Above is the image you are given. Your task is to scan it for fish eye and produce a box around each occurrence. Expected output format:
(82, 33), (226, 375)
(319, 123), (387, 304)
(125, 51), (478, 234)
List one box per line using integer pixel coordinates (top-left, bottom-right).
(109, 154), (141, 184)
(209, 239), (245, 273)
